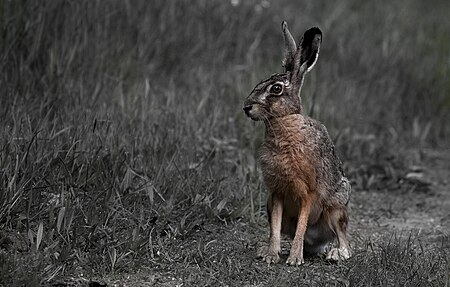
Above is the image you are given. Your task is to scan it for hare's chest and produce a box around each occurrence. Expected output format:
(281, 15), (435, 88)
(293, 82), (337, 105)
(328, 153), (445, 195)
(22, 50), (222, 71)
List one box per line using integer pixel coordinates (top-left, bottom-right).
(259, 137), (318, 194)
(261, 146), (297, 173)
(260, 145), (309, 181)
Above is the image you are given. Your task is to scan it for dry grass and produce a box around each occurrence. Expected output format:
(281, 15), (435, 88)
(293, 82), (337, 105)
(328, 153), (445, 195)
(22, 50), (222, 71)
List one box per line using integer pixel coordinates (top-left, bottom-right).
(0, 0), (449, 286)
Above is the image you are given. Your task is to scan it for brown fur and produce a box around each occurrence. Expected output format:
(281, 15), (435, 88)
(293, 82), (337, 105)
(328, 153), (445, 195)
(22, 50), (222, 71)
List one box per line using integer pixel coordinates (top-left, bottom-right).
(244, 23), (351, 265)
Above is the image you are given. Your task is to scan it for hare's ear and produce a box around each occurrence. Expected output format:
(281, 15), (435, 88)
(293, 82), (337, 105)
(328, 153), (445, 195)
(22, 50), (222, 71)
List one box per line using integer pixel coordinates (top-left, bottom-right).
(281, 21), (297, 72)
(292, 27), (322, 78)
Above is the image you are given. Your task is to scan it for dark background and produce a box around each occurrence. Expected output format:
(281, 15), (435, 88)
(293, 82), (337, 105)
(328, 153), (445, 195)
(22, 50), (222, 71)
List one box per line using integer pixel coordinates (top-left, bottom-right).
(1, 0), (449, 285)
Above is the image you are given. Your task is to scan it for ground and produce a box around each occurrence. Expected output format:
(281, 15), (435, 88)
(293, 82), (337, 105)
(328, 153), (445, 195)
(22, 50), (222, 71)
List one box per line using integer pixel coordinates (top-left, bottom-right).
(59, 148), (449, 287)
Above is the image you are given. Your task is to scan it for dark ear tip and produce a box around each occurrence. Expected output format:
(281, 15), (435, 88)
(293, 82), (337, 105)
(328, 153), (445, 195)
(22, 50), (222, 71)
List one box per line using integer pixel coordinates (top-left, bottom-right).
(281, 21), (288, 30)
(302, 27), (322, 47)
(308, 27), (322, 35)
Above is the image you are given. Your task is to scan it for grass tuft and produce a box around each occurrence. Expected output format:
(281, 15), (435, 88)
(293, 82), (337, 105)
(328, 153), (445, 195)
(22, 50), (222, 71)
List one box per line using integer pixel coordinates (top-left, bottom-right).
(347, 234), (450, 286)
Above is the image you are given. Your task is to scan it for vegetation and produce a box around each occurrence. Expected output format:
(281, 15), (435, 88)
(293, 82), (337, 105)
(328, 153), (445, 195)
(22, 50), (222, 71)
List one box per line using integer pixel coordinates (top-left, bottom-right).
(1, 0), (449, 286)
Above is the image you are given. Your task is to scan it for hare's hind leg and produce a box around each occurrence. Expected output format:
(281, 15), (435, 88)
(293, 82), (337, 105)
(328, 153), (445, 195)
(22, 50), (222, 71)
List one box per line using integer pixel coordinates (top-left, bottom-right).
(326, 208), (351, 261)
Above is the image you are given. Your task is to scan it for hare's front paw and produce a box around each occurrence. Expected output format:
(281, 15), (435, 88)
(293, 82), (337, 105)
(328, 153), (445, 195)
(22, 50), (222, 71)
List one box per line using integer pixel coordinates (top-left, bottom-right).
(326, 247), (350, 261)
(257, 245), (280, 264)
(286, 253), (304, 266)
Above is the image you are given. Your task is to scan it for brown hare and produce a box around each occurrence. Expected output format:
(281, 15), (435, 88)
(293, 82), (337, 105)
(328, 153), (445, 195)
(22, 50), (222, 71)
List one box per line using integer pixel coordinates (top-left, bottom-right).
(243, 22), (351, 265)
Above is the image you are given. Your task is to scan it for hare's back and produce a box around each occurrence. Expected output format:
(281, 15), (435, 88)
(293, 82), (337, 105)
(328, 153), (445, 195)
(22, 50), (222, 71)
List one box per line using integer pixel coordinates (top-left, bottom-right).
(303, 117), (347, 190)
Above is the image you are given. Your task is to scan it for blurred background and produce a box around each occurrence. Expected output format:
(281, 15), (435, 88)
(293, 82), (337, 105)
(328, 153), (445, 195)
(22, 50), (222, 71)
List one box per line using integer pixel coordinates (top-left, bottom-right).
(0, 0), (449, 284)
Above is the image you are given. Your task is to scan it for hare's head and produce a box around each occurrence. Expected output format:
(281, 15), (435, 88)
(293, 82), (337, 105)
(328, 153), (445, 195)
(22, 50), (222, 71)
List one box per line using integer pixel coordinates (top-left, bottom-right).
(243, 22), (322, 121)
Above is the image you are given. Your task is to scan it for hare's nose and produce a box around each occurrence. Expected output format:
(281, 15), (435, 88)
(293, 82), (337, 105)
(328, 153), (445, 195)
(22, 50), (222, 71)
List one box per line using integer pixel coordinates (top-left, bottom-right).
(243, 105), (253, 116)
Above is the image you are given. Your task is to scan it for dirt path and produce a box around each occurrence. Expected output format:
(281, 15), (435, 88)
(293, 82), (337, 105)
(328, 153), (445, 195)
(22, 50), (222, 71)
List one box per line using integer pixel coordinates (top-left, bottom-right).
(351, 148), (450, 247)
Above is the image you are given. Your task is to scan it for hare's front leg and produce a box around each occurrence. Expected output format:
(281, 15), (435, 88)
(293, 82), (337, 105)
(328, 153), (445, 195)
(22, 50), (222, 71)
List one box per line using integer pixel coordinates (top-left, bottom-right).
(286, 198), (312, 265)
(257, 193), (283, 264)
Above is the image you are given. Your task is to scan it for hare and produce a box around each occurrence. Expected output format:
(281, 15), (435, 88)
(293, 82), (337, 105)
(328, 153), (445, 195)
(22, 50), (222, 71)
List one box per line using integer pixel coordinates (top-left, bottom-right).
(243, 22), (351, 265)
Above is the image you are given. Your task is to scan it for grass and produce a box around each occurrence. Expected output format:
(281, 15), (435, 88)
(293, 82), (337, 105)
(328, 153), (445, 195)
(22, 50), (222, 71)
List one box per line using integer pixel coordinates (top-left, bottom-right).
(347, 234), (449, 286)
(0, 0), (449, 286)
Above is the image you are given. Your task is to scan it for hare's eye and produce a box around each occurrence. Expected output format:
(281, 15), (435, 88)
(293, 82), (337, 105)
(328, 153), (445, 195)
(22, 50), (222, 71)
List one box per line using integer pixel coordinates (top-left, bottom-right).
(270, 84), (283, 95)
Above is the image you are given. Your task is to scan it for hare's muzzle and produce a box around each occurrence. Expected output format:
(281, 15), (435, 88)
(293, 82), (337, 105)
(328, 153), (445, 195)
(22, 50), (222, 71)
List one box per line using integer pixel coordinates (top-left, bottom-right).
(243, 105), (253, 117)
